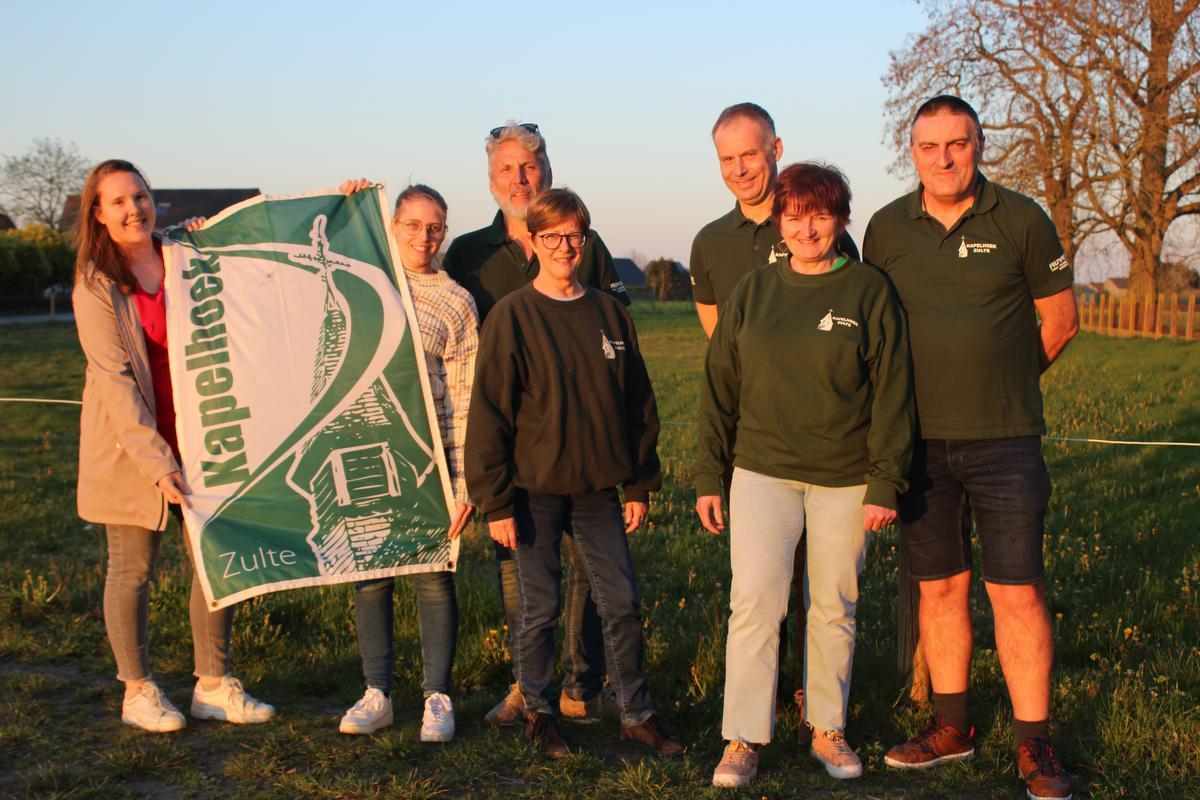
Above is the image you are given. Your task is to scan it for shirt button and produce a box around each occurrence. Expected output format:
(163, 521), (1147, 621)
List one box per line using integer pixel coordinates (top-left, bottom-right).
(754, 245), (759, 250)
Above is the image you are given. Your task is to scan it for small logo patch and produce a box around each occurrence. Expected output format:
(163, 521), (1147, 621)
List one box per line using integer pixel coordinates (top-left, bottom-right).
(601, 332), (625, 359)
(958, 235), (998, 258)
(817, 309), (859, 331)
(1048, 254), (1069, 272)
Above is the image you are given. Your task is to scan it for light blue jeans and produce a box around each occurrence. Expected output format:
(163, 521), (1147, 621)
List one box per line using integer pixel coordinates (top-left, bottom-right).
(722, 469), (870, 742)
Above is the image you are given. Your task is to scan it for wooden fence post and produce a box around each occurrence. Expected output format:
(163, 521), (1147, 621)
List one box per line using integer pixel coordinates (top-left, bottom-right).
(1154, 293), (1164, 339)
(1170, 293), (1180, 338)
(1187, 294), (1197, 340)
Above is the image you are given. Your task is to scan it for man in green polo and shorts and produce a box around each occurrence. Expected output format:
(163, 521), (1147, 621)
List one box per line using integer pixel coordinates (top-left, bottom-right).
(690, 102), (859, 739)
(863, 95), (1079, 800)
(443, 121), (629, 727)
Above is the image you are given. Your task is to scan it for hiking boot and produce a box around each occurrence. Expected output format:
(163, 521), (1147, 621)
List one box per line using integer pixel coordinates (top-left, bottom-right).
(191, 675), (275, 724)
(525, 712), (570, 760)
(121, 680), (186, 733)
(420, 692), (455, 742)
(885, 714), (975, 769)
(1017, 737), (1073, 800)
(712, 739), (758, 788)
(619, 714), (684, 757)
(811, 728), (863, 779)
(339, 688), (393, 734)
(484, 682), (525, 726)
(559, 689), (603, 723)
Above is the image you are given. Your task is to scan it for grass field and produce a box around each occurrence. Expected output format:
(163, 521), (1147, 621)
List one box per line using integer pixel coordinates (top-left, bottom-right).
(1, 303), (1198, 799)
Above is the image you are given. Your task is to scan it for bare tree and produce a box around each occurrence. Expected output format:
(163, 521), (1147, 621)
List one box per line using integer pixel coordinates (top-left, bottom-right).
(883, 0), (1200, 295)
(1069, 0), (1200, 297)
(0, 139), (89, 230)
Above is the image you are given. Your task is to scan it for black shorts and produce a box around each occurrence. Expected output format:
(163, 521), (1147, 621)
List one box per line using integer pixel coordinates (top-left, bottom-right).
(899, 436), (1051, 585)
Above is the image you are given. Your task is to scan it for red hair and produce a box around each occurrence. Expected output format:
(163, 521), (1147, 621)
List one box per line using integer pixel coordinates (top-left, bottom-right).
(772, 162), (851, 229)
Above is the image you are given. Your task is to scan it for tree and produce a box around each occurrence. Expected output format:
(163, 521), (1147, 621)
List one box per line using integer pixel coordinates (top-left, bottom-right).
(0, 139), (89, 230)
(883, 0), (1200, 296)
(643, 258), (692, 302)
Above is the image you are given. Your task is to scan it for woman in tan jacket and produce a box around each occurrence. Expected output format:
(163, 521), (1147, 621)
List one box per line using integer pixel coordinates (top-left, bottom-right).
(74, 159), (274, 732)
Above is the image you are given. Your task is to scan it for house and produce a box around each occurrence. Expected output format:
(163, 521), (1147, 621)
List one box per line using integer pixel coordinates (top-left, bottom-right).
(1103, 277), (1130, 296)
(612, 257), (645, 287)
(60, 188), (261, 232)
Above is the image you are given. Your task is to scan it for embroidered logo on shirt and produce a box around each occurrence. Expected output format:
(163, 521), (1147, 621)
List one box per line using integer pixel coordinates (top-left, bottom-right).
(958, 235), (998, 258)
(1048, 254), (1069, 272)
(768, 239), (789, 264)
(609, 280), (626, 294)
(818, 309), (859, 331)
(601, 332), (625, 359)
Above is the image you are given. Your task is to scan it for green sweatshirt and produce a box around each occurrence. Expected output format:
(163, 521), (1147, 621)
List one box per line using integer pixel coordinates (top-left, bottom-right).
(694, 259), (915, 509)
(466, 285), (661, 521)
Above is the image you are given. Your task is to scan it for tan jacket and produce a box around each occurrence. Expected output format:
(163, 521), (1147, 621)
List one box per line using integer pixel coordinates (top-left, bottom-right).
(74, 251), (179, 530)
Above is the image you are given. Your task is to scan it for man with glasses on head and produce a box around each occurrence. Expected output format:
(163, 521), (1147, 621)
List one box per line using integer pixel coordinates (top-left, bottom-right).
(443, 121), (629, 727)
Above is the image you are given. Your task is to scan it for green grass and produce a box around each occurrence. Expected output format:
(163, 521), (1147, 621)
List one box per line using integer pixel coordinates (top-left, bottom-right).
(1, 307), (1198, 798)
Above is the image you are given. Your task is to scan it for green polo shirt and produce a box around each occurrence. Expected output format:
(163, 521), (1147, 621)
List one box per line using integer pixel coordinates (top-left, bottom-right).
(689, 203), (860, 308)
(862, 175), (1073, 439)
(443, 211), (630, 321)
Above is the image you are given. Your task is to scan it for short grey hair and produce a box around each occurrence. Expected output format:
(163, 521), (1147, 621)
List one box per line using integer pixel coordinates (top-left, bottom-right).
(485, 120), (552, 180)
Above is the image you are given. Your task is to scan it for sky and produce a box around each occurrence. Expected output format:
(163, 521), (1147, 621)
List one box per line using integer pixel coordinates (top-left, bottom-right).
(2, 1), (936, 269)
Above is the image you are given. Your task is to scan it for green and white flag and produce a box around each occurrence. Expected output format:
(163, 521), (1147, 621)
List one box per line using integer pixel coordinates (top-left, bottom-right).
(164, 187), (456, 609)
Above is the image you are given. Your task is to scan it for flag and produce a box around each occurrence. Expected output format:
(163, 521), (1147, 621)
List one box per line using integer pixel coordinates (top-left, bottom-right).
(164, 187), (456, 609)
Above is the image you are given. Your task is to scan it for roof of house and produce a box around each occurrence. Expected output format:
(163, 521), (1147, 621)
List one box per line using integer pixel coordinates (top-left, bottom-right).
(612, 257), (646, 286)
(61, 188), (261, 233)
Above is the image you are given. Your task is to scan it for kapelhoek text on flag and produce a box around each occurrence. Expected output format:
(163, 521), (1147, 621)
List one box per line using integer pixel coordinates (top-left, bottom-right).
(163, 187), (456, 609)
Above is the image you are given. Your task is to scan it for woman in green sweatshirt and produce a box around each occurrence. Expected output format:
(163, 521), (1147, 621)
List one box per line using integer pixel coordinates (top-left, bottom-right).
(696, 163), (914, 787)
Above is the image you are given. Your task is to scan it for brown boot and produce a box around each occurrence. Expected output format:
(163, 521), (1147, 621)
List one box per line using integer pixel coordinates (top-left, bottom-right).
(795, 690), (813, 745)
(484, 683), (525, 727)
(619, 713), (684, 757)
(525, 712), (570, 760)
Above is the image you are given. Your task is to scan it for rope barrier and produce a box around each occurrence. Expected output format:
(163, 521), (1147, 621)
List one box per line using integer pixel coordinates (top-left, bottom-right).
(664, 419), (1200, 447)
(0, 397), (82, 406)
(3, 398), (1199, 447)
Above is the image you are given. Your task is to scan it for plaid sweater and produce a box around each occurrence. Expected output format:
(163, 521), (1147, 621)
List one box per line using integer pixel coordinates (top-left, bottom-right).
(405, 267), (479, 503)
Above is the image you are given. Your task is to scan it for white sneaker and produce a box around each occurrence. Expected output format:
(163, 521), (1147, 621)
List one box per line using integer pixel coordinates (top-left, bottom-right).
(420, 692), (455, 742)
(811, 728), (863, 779)
(122, 680), (186, 733)
(190, 675), (275, 724)
(339, 688), (393, 735)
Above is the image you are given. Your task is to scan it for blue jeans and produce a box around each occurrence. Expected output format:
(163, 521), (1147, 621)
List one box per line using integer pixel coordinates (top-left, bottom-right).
(511, 488), (653, 726)
(495, 533), (605, 700)
(354, 570), (457, 696)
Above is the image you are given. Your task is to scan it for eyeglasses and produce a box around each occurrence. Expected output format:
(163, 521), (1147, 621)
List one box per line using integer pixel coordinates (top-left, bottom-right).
(535, 231), (587, 250)
(396, 220), (448, 238)
(490, 122), (540, 138)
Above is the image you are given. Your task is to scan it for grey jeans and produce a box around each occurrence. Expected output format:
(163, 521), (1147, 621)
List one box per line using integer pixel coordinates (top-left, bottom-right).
(103, 524), (231, 682)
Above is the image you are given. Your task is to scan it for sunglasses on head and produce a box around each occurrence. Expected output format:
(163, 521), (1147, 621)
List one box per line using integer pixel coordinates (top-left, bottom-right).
(490, 122), (540, 138)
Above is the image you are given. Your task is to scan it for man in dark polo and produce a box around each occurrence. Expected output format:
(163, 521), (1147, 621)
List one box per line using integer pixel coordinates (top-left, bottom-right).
(863, 95), (1078, 800)
(443, 121), (628, 726)
(689, 102), (859, 738)
(690, 102), (858, 334)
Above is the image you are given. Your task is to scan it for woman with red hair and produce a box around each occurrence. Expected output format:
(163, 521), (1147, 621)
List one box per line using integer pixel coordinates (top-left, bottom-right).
(695, 163), (914, 786)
